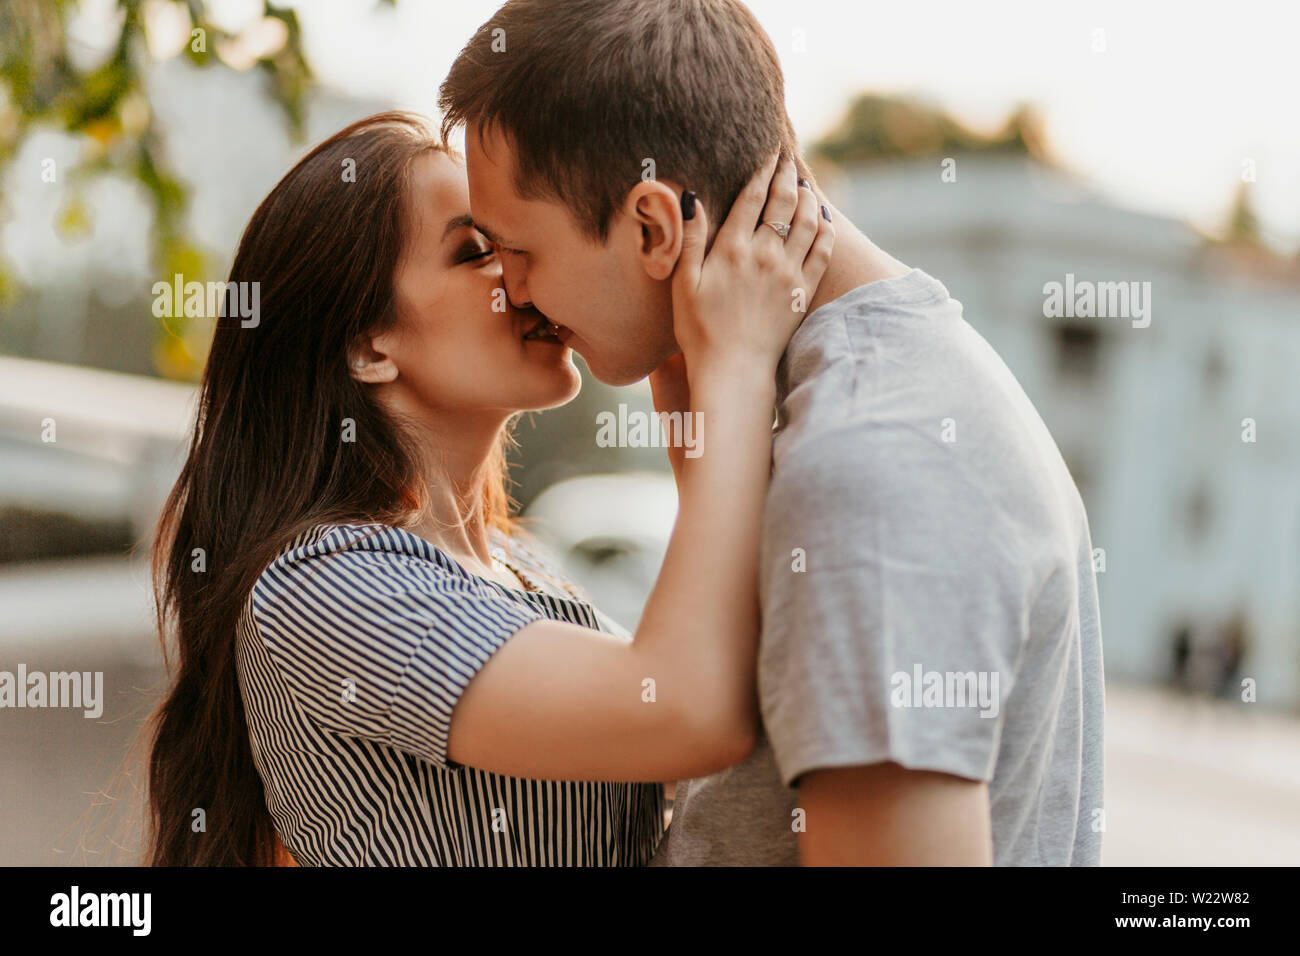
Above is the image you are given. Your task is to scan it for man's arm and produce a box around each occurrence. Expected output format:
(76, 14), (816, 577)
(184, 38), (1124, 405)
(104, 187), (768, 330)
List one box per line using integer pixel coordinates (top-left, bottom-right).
(797, 762), (993, 866)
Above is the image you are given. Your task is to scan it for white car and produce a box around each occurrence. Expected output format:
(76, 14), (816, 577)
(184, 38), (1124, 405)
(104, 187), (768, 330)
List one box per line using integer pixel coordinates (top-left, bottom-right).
(524, 472), (678, 630)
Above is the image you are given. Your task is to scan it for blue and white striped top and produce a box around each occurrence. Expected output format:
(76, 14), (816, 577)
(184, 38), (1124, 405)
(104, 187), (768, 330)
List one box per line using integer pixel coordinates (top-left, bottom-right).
(235, 522), (665, 866)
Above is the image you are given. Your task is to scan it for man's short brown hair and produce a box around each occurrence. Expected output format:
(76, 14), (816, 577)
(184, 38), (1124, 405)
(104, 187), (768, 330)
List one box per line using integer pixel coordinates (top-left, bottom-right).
(438, 0), (809, 241)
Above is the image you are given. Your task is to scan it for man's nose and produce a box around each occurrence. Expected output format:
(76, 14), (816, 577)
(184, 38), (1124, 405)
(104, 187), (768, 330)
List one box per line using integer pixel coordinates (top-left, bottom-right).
(498, 255), (532, 310)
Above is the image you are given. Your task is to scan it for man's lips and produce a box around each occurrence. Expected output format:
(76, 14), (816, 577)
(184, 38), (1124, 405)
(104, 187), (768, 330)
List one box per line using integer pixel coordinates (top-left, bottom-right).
(521, 314), (572, 345)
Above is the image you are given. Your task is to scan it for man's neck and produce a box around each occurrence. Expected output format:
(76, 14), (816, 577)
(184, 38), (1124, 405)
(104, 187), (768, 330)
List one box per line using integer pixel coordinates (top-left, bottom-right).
(806, 204), (912, 316)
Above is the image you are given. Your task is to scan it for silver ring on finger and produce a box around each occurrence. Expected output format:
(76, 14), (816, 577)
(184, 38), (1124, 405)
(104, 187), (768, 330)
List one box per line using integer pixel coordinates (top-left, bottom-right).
(761, 220), (792, 240)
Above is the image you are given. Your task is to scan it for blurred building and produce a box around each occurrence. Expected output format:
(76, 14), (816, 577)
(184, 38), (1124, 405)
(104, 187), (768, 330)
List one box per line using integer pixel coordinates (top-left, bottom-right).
(832, 152), (1300, 707)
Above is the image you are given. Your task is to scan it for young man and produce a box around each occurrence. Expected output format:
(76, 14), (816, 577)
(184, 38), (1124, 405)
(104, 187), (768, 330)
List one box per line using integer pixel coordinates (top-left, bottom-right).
(439, 0), (1104, 865)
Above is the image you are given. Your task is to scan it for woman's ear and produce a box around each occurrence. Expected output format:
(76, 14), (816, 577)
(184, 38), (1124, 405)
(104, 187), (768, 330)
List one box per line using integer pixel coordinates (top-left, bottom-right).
(626, 180), (685, 282)
(347, 333), (400, 384)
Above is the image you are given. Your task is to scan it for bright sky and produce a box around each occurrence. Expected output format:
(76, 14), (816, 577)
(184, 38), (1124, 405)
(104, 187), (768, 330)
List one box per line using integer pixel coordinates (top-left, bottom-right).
(256, 0), (1300, 253)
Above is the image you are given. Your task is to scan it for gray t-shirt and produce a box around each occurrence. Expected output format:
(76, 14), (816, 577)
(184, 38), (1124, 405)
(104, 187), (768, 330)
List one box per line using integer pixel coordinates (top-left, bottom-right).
(650, 268), (1105, 866)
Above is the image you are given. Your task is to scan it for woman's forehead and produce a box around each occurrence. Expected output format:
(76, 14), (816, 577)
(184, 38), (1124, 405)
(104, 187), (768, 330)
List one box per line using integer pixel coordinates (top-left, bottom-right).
(405, 151), (472, 241)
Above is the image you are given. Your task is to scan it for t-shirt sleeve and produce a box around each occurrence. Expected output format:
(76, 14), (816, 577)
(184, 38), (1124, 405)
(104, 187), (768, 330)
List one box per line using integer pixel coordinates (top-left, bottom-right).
(250, 544), (544, 768)
(759, 425), (1029, 788)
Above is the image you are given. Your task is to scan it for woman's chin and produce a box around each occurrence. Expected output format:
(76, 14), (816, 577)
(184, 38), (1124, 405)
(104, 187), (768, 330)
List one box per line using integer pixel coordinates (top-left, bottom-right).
(515, 364), (582, 412)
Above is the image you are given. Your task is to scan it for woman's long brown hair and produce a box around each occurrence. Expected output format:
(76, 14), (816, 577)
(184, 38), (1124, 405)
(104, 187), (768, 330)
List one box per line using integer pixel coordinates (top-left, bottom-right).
(144, 111), (514, 866)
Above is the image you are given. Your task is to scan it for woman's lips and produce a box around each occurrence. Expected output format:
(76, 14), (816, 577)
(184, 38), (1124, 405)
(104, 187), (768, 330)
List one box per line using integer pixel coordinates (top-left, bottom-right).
(555, 325), (573, 345)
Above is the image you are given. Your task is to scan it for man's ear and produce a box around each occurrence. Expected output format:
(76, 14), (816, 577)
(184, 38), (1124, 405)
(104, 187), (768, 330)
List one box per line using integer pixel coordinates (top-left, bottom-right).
(625, 180), (684, 281)
(347, 331), (400, 384)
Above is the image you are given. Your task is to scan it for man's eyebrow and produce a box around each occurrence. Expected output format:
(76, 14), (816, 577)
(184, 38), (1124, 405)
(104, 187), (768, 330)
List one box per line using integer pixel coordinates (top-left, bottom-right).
(442, 213), (477, 241)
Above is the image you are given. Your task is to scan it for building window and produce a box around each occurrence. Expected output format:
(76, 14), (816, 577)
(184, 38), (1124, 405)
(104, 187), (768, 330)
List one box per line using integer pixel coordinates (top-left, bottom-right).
(1185, 481), (1212, 541)
(1203, 344), (1227, 390)
(1052, 321), (1102, 379)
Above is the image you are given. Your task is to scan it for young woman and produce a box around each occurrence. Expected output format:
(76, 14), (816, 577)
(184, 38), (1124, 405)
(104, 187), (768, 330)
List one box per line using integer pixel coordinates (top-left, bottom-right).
(145, 111), (832, 866)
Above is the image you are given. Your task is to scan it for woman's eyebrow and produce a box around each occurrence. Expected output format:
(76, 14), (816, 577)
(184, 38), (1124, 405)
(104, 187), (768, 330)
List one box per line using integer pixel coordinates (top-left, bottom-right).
(469, 219), (518, 248)
(442, 213), (477, 241)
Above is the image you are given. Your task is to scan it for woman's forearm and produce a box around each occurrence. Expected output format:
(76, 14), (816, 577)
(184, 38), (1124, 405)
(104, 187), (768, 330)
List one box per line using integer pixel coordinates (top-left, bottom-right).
(445, 361), (783, 782)
(632, 360), (777, 745)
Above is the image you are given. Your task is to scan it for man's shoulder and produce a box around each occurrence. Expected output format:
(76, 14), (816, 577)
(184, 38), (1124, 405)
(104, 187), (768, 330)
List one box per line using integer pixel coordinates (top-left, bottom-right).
(775, 309), (1064, 497)
(767, 361), (1086, 591)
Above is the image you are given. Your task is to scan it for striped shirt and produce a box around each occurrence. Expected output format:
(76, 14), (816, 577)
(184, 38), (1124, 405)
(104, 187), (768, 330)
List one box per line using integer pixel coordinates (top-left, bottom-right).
(235, 521), (664, 865)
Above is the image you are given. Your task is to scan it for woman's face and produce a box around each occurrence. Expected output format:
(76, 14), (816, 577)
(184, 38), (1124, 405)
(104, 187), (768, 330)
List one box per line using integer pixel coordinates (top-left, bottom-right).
(357, 150), (581, 418)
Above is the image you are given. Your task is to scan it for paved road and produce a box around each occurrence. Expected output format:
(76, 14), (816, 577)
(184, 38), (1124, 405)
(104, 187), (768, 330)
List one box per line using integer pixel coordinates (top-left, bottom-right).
(1102, 685), (1300, 866)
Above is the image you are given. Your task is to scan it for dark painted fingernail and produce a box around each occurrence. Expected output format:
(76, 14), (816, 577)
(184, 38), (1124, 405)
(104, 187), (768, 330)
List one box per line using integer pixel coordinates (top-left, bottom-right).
(798, 178), (810, 189)
(821, 204), (832, 222)
(681, 190), (696, 221)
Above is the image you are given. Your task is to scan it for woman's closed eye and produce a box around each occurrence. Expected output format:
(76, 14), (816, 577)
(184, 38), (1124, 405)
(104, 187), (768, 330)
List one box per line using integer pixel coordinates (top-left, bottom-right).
(457, 241), (495, 264)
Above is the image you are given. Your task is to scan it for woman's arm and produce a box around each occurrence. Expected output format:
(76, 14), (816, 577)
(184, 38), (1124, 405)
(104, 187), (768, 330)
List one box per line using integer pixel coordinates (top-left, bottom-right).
(446, 152), (834, 783)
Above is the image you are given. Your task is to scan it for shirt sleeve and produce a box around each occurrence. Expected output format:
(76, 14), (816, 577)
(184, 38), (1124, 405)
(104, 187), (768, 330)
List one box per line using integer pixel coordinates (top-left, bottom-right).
(250, 542), (544, 769)
(759, 423), (1033, 789)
